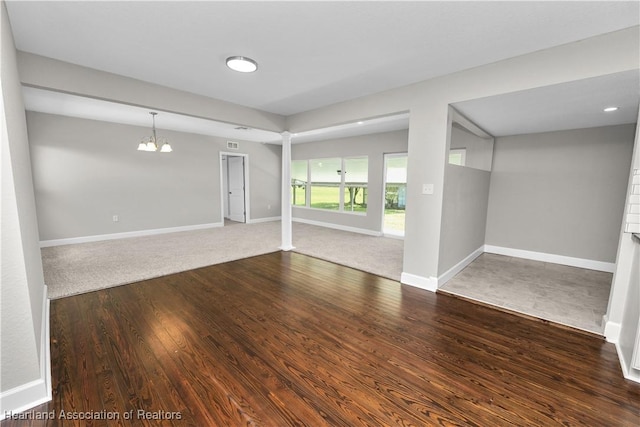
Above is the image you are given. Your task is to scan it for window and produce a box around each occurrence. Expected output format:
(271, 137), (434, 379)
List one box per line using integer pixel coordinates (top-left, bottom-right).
(449, 148), (466, 166)
(291, 160), (307, 207)
(291, 156), (368, 214)
(343, 157), (368, 213)
(310, 158), (341, 210)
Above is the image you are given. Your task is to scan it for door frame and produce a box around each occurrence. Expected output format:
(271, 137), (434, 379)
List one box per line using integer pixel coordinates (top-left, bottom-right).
(381, 152), (408, 238)
(219, 151), (250, 224)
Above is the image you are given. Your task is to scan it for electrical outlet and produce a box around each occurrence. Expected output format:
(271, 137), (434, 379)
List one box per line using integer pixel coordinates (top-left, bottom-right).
(112, 215), (119, 222)
(422, 184), (434, 195)
(267, 204), (271, 210)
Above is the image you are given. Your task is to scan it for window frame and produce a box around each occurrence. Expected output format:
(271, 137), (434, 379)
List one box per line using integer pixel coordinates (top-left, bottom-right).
(449, 148), (467, 166)
(291, 156), (368, 215)
(291, 160), (309, 208)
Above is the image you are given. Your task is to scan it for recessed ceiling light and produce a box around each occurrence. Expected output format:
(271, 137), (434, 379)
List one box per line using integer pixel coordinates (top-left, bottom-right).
(603, 106), (619, 112)
(226, 56), (258, 73)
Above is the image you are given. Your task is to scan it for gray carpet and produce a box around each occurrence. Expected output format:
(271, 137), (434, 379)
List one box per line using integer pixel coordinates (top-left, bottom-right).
(292, 223), (403, 282)
(439, 253), (612, 334)
(42, 221), (404, 299)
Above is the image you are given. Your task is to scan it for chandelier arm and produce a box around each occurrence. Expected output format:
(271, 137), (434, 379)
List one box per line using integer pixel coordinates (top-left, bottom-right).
(151, 112), (157, 142)
(139, 112), (170, 152)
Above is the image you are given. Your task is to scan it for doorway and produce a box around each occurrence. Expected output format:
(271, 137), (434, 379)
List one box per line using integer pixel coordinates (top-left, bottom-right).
(220, 152), (249, 224)
(382, 153), (407, 237)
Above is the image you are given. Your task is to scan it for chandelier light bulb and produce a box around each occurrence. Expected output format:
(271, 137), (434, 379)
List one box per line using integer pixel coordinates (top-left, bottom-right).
(138, 112), (172, 153)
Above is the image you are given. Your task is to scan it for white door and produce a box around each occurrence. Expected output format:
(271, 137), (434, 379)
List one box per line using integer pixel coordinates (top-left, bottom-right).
(228, 156), (246, 223)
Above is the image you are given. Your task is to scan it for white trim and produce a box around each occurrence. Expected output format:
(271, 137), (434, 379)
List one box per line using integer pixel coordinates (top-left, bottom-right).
(604, 319), (622, 343)
(0, 288), (51, 420)
(41, 292), (52, 406)
(449, 107), (492, 139)
(220, 151), (251, 224)
(633, 326), (640, 370)
(400, 272), (438, 292)
(614, 341), (640, 383)
(279, 244), (296, 251)
(281, 133), (294, 249)
(382, 232), (404, 240)
(40, 222), (223, 247)
(247, 216), (281, 224)
(437, 246), (484, 286)
(483, 245), (615, 273)
(292, 217), (382, 237)
(292, 206), (366, 216)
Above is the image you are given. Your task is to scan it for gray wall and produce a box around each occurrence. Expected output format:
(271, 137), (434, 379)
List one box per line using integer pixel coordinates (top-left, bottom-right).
(291, 130), (408, 232)
(1, 0), (46, 393)
(486, 124), (636, 263)
(438, 115), (492, 275)
(28, 112), (281, 241)
(439, 168), (491, 275)
(247, 146), (282, 221)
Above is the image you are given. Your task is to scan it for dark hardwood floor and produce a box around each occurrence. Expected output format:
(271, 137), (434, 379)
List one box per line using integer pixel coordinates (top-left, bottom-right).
(3, 251), (639, 426)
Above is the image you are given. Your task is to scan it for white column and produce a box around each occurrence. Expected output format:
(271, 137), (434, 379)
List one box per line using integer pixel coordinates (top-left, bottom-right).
(280, 132), (294, 250)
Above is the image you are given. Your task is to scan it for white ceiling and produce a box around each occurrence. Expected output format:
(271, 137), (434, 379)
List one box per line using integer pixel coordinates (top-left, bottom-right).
(6, 1), (640, 140)
(453, 71), (640, 137)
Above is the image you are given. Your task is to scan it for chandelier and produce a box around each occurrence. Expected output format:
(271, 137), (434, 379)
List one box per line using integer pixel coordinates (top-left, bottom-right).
(137, 112), (172, 152)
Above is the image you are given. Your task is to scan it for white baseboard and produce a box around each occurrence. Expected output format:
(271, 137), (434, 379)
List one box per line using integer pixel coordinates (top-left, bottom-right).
(607, 320), (640, 383)
(382, 233), (404, 240)
(604, 319), (622, 343)
(483, 245), (615, 273)
(292, 217), (383, 237)
(40, 222), (223, 247)
(400, 272), (438, 292)
(41, 292), (52, 406)
(614, 341), (640, 383)
(438, 246), (484, 286)
(0, 288), (51, 420)
(248, 216), (281, 224)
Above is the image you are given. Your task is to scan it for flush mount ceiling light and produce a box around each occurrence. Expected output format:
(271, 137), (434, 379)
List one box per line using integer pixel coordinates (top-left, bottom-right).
(226, 56), (258, 73)
(137, 112), (172, 152)
(603, 106), (620, 112)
